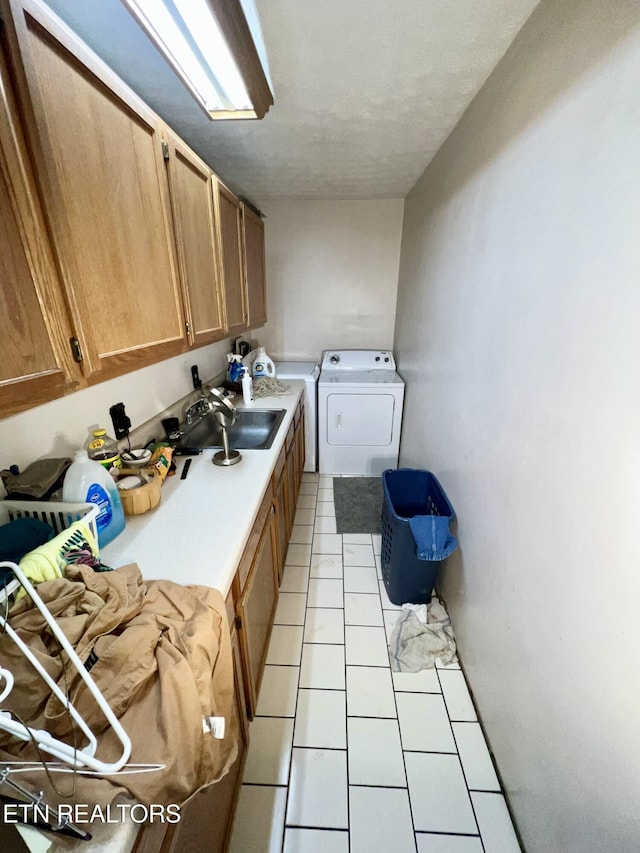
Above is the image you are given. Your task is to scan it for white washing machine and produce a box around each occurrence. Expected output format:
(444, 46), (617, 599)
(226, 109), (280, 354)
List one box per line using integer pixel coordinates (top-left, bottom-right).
(274, 361), (320, 472)
(318, 350), (405, 475)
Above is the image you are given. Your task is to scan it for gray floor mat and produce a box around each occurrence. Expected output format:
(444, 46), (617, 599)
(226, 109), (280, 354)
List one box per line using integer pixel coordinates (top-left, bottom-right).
(333, 477), (383, 534)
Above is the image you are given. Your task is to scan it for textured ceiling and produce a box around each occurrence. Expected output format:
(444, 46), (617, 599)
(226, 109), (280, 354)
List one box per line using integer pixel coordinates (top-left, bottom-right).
(45, 0), (540, 200)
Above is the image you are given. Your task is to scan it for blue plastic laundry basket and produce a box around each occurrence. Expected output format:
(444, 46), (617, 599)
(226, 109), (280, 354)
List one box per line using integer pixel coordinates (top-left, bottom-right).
(381, 468), (457, 605)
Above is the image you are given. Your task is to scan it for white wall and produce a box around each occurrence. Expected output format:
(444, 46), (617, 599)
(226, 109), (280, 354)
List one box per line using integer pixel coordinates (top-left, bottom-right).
(257, 199), (404, 361)
(393, 1), (640, 850)
(0, 339), (231, 471)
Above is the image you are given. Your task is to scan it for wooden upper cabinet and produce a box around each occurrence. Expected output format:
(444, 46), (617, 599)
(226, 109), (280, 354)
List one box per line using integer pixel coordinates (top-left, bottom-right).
(242, 203), (267, 329)
(0, 28), (79, 417)
(214, 179), (247, 337)
(3, 0), (186, 380)
(164, 130), (226, 348)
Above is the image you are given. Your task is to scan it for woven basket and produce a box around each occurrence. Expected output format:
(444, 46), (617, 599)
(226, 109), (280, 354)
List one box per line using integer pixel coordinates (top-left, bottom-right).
(117, 468), (162, 516)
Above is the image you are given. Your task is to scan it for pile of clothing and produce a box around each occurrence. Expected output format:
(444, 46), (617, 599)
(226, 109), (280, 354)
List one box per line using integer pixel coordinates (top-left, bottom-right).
(0, 562), (237, 808)
(0, 516), (108, 594)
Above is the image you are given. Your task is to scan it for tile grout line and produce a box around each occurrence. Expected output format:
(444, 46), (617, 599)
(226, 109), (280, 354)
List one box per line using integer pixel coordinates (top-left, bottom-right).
(344, 515), (416, 851)
(278, 475), (317, 848)
(340, 498), (351, 845)
(386, 589), (419, 852)
(283, 478), (352, 840)
(279, 514), (312, 852)
(307, 479), (349, 836)
(442, 653), (525, 849)
(435, 661), (485, 851)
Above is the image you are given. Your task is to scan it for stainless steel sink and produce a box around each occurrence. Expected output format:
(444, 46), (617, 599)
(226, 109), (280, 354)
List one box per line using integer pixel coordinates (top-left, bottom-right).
(179, 408), (286, 450)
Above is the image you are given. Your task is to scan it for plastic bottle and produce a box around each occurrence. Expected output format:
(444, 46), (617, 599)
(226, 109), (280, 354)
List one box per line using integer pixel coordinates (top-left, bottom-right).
(252, 346), (276, 379)
(87, 428), (121, 471)
(227, 354), (245, 383)
(62, 450), (126, 548)
(241, 370), (254, 405)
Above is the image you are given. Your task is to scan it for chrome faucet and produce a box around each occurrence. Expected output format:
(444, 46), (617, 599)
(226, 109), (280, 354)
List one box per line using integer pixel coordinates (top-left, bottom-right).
(185, 396), (212, 425)
(185, 386), (237, 426)
(185, 364), (215, 425)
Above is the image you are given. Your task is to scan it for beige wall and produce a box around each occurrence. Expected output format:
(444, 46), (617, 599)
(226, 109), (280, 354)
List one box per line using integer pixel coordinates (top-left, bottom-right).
(0, 340), (231, 471)
(257, 199), (404, 361)
(393, 0), (640, 850)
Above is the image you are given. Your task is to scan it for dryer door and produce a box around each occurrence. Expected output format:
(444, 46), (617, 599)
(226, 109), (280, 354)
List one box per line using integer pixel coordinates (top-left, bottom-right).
(326, 393), (395, 446)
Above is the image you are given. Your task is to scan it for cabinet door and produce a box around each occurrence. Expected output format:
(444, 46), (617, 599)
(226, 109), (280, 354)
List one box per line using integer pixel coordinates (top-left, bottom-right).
(242, 203), (266, 330)
(4, 0), (186, 380)
(236, 508), (277, 717)
(230, 622), (250, 748)
(274, 471), (288, 586)
(295, 409), (306, 488)
(214, 179), (247, 337)
(0, 30), (78, 418)
(134, 625), (248, 853)
(164, 131), (225, 348)
(285, 423), (296, 536)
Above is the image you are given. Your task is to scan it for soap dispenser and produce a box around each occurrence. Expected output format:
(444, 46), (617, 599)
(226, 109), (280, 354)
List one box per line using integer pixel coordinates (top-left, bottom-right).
(241, 369), (254, 405)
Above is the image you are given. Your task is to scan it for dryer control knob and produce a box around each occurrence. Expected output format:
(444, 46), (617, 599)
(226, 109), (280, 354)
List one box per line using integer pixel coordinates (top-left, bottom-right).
(330, 354), (340, 364)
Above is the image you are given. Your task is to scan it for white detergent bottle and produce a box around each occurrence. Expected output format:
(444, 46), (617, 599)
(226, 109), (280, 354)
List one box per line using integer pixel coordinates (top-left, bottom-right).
(62, 450), (126, 548)
(252, 346), (276, 379)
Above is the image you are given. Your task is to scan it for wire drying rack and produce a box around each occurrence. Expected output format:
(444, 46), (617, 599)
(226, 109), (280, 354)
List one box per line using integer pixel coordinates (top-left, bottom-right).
(0, 501), (132, 838)
(0, 500), (99, 605)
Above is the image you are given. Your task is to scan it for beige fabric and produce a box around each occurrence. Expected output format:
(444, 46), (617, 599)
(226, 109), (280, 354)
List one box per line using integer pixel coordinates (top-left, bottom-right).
(0, 563), (237, 808)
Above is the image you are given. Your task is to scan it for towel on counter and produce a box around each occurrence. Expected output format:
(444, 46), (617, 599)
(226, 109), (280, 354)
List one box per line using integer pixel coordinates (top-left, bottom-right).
(408, 514), (458, 561)
(3, 457), (71, 500)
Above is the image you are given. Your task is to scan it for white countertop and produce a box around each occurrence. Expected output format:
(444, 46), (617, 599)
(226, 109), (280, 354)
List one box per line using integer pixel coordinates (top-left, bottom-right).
(101, 381), (304, 598)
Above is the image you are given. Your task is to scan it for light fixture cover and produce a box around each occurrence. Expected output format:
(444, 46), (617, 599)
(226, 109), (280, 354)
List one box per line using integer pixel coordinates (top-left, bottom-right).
(122, 0), (273, 120)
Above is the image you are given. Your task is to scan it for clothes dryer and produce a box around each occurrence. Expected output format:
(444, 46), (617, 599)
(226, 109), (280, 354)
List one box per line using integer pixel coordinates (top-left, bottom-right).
(318, 350), (404, 475)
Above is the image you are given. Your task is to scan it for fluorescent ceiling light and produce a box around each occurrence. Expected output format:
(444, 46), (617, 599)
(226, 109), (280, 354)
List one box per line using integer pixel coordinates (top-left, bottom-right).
(122, 0), (273, 119)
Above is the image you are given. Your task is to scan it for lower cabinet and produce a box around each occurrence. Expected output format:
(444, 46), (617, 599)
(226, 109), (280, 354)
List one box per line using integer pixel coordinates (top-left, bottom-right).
(235, 504), (278, 718)
(285, 421), (296, 537)
(135, 403), (305, 852)
(273, 446), (289, 586)
(133, 606), (249, 853)
(295, 407), (306, 489)
(289, 402), (305, 519)
(146, 745), (244, 853)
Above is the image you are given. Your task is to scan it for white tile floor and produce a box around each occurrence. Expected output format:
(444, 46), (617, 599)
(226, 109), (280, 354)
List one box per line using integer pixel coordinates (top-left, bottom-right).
(229, 474), (521, 853)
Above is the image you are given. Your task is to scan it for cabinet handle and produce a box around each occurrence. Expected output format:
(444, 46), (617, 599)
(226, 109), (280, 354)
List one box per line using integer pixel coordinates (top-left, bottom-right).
(336, 414), (342, 429)
(69, 337), (83, 363)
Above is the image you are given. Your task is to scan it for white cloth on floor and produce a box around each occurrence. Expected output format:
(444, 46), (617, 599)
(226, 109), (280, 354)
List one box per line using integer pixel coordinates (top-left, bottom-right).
(402, 603), (428, 624)
(388, 595), (457, 672)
